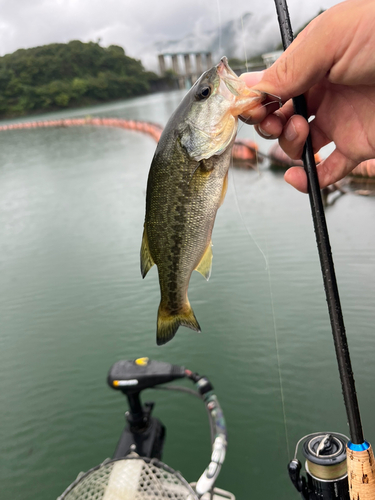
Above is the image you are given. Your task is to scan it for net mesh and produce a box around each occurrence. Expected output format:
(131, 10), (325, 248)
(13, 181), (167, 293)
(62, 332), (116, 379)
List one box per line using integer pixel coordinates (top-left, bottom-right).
(57, 456), (197, 500)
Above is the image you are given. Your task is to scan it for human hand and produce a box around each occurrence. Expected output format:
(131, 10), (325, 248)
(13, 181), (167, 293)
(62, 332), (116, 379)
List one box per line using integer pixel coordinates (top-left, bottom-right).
(240, 0), (375, 192)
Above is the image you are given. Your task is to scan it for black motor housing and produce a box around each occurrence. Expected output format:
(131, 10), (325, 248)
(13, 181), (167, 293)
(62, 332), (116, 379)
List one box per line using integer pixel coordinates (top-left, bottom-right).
(108, 358), (186, 460)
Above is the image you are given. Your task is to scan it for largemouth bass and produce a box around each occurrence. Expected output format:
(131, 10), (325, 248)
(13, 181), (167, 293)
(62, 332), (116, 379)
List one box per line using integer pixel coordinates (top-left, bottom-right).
(141, 57), (265, 345)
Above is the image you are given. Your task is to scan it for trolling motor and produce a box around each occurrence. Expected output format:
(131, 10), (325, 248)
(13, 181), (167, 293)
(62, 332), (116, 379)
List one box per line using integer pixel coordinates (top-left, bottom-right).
(288, 432), (349, 500)
(107, 357), (228, 497)
(107, 357), (185, 459)
(58, 358), (231, 500)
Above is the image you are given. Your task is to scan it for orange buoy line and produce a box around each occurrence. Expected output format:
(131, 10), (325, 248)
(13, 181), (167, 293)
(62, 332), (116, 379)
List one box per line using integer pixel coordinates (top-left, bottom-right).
(268, 142), (375, 182)
(268, 142), (322, 168)
(232, 139), (259, 163)
(0, 117), (164, 142)
(351, 159), (375, 179)
(0, 117), (259, 163)
(2, 117), (375, 177)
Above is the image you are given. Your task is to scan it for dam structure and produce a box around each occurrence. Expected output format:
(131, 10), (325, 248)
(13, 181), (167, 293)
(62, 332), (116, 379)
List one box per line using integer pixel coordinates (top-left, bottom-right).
(158, 52), (213, 89)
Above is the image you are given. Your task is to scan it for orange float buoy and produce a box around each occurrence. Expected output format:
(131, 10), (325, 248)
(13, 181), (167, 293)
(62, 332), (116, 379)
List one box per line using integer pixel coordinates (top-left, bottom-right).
(268, 142), (322, 168)
(232, 139), (259, 162)
(351, 159), (375, 178)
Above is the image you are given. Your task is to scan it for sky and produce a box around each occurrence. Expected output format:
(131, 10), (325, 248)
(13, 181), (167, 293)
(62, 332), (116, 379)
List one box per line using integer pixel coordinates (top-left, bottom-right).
(0, 0), (342, 70)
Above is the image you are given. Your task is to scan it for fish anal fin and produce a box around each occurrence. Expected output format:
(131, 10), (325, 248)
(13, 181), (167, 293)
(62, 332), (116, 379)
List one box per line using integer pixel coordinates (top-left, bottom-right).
(140, 227), (155, 278)
(219, 171), (229, 207)
(157, 302), (201, 345)
(195, 241), (213, 281)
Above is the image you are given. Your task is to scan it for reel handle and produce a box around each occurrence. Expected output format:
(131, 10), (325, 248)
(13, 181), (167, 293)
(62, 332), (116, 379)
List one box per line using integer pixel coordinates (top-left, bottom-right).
(288, 459), (308, 499)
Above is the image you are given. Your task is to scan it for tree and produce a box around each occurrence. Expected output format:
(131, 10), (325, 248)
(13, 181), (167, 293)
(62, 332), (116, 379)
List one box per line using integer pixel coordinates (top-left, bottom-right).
(0, 40), (159, 117)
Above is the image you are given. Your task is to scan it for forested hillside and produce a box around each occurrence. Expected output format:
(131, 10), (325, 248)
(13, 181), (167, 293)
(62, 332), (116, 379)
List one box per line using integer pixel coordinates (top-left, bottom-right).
(0, 41), (159, 117)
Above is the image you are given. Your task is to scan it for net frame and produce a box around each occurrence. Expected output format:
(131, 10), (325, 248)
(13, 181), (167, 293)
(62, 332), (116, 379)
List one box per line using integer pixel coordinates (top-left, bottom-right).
(57, 455), (199, 500)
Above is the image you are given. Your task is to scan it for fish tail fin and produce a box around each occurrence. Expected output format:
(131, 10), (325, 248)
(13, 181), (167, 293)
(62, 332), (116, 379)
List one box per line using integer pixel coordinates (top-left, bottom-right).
(157, 302), (201, 346)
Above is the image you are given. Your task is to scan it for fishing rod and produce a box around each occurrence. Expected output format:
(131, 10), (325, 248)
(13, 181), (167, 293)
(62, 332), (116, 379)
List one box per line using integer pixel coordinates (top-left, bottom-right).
(273, 0), (375, 499)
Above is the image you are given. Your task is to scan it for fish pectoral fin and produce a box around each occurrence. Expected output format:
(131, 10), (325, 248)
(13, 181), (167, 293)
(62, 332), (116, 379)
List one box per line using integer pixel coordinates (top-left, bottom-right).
(157, 302), (201, 345)
(140, 227), (155, 278)
(180, 118), (236, 162)
(198, 158), (215, 173)
(219, 171), (229, 207)
(195, 241), (213, 281)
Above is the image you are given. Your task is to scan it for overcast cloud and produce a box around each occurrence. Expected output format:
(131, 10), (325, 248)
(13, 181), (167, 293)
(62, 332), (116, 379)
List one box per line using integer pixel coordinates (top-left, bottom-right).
(0, 0), (342, 70)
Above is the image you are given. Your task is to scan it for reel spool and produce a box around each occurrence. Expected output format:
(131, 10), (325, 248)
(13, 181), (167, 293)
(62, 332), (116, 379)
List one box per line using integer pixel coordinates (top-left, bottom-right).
(288, 432), (349, 500)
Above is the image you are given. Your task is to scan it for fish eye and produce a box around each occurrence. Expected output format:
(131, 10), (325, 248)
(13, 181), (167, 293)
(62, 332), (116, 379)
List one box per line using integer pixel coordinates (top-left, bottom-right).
(196, 85), (212, 101)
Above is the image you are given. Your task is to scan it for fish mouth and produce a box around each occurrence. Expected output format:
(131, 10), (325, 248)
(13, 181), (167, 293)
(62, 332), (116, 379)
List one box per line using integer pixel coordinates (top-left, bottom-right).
(216, 56), (267, 105)
(216, 56), (245, 98)
(216, 56), (238, 78)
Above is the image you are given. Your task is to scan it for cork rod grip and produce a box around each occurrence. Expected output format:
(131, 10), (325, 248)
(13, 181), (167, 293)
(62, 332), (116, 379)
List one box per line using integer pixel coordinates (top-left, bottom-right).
(347, 444), (375, 499)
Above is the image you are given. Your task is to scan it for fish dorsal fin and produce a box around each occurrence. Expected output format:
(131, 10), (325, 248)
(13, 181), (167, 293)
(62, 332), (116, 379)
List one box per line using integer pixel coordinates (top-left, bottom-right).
(140, 227), (155, 278)
(195, 241), (213, 280)
(219, 171), (229, 207)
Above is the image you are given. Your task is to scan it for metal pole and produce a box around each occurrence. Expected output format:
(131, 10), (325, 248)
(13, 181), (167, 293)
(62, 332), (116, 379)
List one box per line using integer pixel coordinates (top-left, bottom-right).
(273, 0), (364, 445)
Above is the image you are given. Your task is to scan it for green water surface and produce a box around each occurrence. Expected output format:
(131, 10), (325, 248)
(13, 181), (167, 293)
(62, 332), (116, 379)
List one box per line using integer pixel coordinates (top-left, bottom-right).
(1, 91), (375, 499)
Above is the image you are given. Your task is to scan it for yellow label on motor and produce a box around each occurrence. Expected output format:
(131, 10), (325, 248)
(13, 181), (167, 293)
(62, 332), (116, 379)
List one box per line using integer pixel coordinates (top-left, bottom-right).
(113, 380), (119, 387)
(135, 357), (149, 366)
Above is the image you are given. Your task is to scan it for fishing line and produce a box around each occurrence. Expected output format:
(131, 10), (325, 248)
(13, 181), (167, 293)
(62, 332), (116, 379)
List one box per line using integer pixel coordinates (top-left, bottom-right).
(216, 0), (223, 54)
(250, 125), (291, 458)
(241, 16), (249, 72)
(234, 102), (291, 459)
(214, 0), (291, 459)
(236, 116), (261, 174)
(265, 242), (291, 459)
(213, 1), (267, 262)
(230, 157), (268, 268)
(248, 118), (291, 458)
(231, 147), (291, 458)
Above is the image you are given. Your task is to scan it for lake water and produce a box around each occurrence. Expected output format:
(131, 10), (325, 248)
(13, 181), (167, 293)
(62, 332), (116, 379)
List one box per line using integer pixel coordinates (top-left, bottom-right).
(1, 91), (375, 500)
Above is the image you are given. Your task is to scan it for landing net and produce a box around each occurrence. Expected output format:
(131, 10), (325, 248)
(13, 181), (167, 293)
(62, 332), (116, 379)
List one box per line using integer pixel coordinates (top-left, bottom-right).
(57, 455), (198, 500)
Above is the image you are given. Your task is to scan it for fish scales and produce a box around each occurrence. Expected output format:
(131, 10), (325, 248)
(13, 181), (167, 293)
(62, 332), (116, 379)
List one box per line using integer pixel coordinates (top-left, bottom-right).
(146, 140), (231, 311)
(141, 57), (266, 345)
